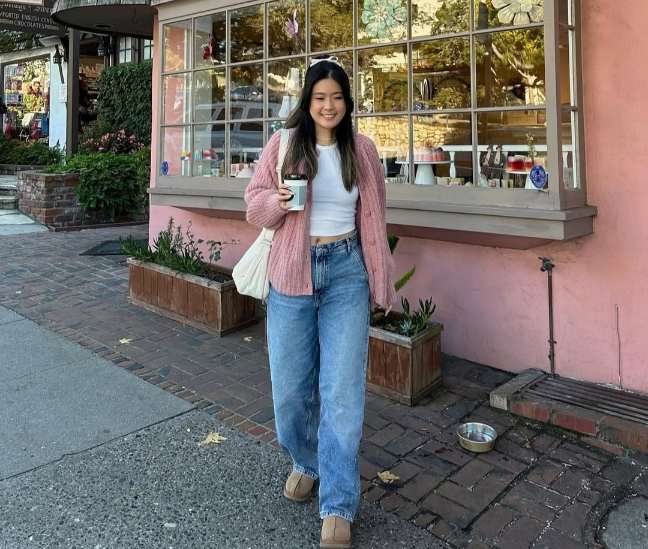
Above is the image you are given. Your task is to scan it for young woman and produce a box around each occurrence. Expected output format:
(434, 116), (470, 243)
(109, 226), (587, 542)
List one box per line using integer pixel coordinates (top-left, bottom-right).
(244, 56), (396, 549)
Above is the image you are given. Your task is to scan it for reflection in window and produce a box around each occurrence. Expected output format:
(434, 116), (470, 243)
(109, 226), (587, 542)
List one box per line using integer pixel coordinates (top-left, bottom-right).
(161, 126), (191, 177)
(193, 125), (226, 177)
(163, 20), (191, 72)
(268, 59), (305, 118)
(230, 5), (264, 62)
(162, 73), (191, 125)
(474, 0), (544, 30)
(230, 64), (263, 119)
(412, 0), (469, 38)
(561, 109), (578, 189)
(412, 39), (471, 111)
(268, 0), (305, 57)
(358, 0), (408, 45)
(195, 13), (226, 67)
(476, 111), (547, 189)
(230, 121), (263, 177)
(475, 28), (545, 107)
(357, 116), (409, 183)
(413, 113), (473, 186)
(193, 69), (225, 123)
(357, 45), (408, 114)
(310, 0), (353, 52)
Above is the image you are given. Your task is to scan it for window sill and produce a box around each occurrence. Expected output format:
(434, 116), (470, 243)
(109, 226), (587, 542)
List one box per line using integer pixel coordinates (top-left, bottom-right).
(149, 181), (596, 249)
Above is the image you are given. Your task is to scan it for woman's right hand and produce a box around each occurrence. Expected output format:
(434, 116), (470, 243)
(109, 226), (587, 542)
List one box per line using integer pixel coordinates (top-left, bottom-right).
(277, 183), (294, 210)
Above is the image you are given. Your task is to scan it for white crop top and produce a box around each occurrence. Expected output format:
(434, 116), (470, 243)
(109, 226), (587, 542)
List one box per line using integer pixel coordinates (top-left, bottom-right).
(309, 143), (359, 236)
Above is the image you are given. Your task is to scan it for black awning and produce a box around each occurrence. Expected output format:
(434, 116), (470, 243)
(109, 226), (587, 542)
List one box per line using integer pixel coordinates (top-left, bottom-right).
(51, 0), (154, 38)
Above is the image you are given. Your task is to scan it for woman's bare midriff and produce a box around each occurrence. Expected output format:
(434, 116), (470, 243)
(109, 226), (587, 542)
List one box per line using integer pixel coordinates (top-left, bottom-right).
(310, 230), (355, 245)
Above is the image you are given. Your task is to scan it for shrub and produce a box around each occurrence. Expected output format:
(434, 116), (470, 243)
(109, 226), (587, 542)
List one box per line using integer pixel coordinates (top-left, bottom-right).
(121, 218), (236, 280)
(50, 147), (150, 219)
(80, 128), (145, 154)
(95, 60), (152, 145)
(0, 136), (63, 165)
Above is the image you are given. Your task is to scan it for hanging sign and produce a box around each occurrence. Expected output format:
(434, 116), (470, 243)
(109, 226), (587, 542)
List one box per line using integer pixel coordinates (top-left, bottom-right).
(0, 2), (65, 36)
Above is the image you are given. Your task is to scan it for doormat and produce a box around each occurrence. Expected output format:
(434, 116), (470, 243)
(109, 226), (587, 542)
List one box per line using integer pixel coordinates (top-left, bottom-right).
(80, 238), (148, 256)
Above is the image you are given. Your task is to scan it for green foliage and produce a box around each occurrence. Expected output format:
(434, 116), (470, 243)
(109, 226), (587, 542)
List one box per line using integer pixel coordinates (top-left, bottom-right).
(397, 297), (436, 337)
(121, 218), (235, 278)
(0, 31), (36, 54)
(394, 266), (415, 293)
(0, 136), (63, 165)
(51, 148), (150, 219)
(95, 60), (152, 145)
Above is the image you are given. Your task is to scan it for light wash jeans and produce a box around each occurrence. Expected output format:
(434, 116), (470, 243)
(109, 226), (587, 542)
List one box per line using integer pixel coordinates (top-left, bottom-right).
(267, 231), (370, 522)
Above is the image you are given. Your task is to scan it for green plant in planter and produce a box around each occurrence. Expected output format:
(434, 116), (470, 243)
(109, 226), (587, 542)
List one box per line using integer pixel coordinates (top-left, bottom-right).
(121, 217), (236, 281)
(371, 235), (436, 337)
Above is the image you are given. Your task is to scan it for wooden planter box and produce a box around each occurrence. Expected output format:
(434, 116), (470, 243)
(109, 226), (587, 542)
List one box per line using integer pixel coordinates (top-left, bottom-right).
(127, 258), (256, 336)
(367, 322), (444, 406)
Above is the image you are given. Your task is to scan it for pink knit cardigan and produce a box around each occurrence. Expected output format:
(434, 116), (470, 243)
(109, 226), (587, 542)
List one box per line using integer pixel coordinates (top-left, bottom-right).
(244, 131), (396, 310)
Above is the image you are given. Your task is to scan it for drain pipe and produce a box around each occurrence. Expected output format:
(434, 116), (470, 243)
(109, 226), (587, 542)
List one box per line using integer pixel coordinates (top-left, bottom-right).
(539, 257), (556, 376)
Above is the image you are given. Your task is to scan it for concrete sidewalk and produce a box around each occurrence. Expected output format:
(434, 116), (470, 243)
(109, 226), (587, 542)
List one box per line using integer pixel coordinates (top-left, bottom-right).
(0, 305), (443, 548)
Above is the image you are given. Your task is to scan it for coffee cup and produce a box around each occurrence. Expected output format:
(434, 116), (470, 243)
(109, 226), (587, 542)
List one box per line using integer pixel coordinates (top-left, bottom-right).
(283, 174), (307, 211)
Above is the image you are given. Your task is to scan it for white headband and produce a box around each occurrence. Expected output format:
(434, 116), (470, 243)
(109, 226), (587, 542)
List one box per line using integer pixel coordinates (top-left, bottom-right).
(308, 55), (344, 69)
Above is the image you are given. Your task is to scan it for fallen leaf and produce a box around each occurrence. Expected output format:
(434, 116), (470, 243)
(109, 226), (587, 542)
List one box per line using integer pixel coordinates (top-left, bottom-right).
(118, 337), (133, 345)
(198, 432), (227, 446)
(377, 470), (400, 484)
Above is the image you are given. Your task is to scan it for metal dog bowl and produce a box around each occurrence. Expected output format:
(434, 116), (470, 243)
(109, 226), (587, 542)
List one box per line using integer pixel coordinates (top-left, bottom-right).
(456, 422), (498, 453)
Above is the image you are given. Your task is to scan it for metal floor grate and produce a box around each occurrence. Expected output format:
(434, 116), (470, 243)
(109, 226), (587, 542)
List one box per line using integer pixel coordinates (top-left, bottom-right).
(524, 376), (648, 425)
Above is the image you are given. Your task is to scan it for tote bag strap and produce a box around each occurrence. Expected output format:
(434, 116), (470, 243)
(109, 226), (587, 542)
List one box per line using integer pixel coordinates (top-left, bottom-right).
(276, 128), (289, 180)
(264, 129), (290, 240)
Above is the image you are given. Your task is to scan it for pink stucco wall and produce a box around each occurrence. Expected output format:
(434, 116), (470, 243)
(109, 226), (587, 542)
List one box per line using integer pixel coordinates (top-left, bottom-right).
(150, 2), (648, 393)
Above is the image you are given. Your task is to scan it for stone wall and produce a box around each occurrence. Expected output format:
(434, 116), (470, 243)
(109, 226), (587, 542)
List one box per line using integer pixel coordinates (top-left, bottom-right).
(17, 171), (84, 227)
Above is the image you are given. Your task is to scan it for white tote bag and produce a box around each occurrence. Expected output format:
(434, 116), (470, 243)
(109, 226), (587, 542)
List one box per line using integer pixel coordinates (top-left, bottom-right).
(232, 129), (289, 300)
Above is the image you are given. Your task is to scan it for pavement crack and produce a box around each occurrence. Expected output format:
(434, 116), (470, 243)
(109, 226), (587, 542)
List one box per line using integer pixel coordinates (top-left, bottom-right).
(0, 407), (197, 484)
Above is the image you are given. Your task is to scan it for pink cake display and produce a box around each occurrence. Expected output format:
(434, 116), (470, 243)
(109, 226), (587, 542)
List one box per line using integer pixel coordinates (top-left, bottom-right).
(414, 147), (447, 162)
(414, 147), (433, 161)
(430, 147), (447, 162)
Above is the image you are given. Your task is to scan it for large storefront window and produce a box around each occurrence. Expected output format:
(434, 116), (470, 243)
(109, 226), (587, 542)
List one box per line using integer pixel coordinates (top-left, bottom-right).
(158, 0), (583, 206)
(3, 59), (50, 141)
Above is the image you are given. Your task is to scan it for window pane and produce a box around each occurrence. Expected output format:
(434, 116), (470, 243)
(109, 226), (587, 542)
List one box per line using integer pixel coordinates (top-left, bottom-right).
(357, 45), (408, 114)
(358, 0), (408, 45)
(412, 0), (469, 38)
(195, 13), (226, 68)
(357, 116), (409, 183)
(268, 0), (305, 57)
(268, 58), (305, 118)
(230, 5), (264, 63)
(230, 64), (264, 119)
(412, 38), (471, 110)
(559, 0), (574, 26)
(229, 121), (263, 177)
(160, 126), (191, 177)
(474, 0), (544, 30)
(476, 110), (547, 189)
(193, 69), (225, 123)
(193, 124), (226, 177)
(475, 28), (545, 107)
(162, 73), (191, 125)
(413, 113), (473, 186)
(310, 0), (353, 52)
(163, 20), (191, 72)
(561, 109), (578, 189)
(559, 3), (576, 106)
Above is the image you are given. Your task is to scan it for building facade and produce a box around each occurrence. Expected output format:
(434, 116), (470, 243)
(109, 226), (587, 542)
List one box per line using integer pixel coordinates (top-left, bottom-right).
(147, 0), (648, 393)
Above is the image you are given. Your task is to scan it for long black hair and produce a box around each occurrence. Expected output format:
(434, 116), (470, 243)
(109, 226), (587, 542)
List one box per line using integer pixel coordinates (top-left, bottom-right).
(282, 58), (357, 191)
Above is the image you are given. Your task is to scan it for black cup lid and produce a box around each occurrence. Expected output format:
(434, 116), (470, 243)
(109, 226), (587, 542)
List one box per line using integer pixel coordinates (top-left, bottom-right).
(284, 174), (307, 180)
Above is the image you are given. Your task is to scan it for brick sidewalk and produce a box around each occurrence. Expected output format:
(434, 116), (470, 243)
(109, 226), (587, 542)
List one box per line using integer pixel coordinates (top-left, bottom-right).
(2, 227), (647, 548)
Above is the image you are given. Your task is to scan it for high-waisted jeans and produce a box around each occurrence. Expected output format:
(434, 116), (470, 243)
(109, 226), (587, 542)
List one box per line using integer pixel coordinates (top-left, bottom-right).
(267, 231), (370, 522)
